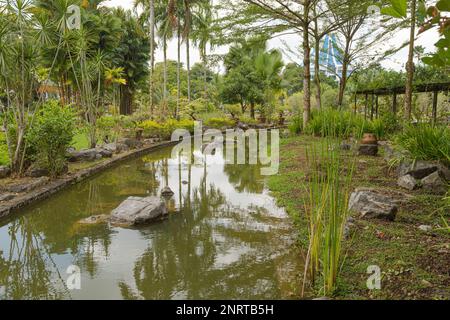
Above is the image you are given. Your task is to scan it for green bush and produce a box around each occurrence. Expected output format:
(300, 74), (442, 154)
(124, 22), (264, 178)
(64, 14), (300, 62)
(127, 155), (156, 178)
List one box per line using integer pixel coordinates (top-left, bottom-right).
(239, 115), (259, 125)
(205, 117), (235, 129)
(139, 119), (195, 139)
(27, 100), (76, 177)
(0, 132), (9, 166)
(395, 124), (450, 164)
(288, 115), (303, 135)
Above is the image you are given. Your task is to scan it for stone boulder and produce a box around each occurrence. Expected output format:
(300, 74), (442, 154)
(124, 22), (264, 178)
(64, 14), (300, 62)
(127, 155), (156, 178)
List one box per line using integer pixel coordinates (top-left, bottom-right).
(110, 196), (168, 227)
(397, 160), (439, 180)
(349, 189), (398, 221)
(97, 148), (113, 158)
(77, 215), (109, 225)
(103, 142), (129, 154)
(358, 144), (378, 156)
(340, 142), (352, 151)
(421, 171), (448, 195)
(398, 174), (419, 191)
(5, 177), (49, 193)
(68, 148), (101, 162)
(118, 138), (143, 150)
(0, 166), (11, 179)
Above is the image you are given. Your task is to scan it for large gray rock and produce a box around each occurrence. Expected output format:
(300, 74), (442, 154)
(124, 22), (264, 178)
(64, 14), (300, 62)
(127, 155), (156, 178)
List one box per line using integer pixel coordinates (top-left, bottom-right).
(397, 160), (439, 179)
(97, 148), (113, 158)
(349, 189), (398, 221)
(103, 142), (129, 154)
(0, 166), (11, 179)
(110, 196), (168, 226)
(398, 174), (419, 191)
(118, 138), (142, 149)
(421, 171), (448, 195)
(68, 148), (100, 162)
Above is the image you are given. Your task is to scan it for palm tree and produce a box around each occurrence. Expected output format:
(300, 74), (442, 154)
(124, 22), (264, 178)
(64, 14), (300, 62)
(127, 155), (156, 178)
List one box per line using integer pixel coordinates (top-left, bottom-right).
(191, 1), (213, 99)
(133, 0), (156, 115)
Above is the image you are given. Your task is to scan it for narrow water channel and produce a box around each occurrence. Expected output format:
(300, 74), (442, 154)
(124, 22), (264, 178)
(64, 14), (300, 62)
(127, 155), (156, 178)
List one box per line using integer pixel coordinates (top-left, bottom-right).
(0, 144), (302, 300)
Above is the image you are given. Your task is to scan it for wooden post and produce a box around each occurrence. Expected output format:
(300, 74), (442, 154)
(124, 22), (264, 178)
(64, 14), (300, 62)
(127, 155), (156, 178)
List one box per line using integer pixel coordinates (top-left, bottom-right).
(370, 93), (374, 121)
(364, 93), (368, 119)
(432, 90), (438, 125)
(392, 92), (397, 115)
(375, 95), (379, 118)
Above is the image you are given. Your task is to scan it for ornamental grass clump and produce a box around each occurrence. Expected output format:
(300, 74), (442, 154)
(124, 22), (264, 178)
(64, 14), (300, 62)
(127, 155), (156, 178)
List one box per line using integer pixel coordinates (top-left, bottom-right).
(302, 138), (355, 297)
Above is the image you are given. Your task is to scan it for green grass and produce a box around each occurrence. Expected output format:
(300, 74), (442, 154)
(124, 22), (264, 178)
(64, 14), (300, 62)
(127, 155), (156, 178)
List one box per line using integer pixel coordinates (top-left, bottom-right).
(268, 135), (450, 299)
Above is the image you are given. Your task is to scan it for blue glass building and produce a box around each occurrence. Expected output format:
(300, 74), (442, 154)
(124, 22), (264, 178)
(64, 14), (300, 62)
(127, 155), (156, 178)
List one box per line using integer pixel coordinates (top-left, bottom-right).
(311, 34), (350, 80)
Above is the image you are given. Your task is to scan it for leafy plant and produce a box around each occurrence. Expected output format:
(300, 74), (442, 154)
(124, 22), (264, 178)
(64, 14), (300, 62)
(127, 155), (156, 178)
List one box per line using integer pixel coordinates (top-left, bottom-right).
(26, 100), (76, 177)
(395, 124), (450, 164)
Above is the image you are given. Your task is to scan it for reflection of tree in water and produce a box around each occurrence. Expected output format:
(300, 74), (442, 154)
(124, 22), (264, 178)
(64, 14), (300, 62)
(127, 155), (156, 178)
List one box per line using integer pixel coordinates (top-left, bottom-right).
(224, 163), (264, 194)
(118, 163), (228, 299)
(0, 218), (70, 299)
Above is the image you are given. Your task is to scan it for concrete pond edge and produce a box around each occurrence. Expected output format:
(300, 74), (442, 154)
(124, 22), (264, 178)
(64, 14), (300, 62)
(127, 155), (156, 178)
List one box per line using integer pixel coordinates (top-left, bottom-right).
(0, 140), (179, 220)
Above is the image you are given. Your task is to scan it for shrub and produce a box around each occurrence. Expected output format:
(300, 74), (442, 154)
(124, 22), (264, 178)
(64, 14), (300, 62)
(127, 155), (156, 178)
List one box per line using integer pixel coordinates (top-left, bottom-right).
(224, 104), (242, 119)
(0, 132), (9, 166)
(205, 117), (235, 129)
(395, 124), (450, 164)
(239, 115), (259, 126)
(139, 120), (163, 137)
(27, 100), (76, 177)
(288, 115), (303, 135)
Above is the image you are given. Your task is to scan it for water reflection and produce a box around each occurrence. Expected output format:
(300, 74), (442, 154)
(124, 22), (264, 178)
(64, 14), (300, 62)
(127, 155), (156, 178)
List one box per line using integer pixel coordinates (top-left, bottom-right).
(0, 145), (302, 300)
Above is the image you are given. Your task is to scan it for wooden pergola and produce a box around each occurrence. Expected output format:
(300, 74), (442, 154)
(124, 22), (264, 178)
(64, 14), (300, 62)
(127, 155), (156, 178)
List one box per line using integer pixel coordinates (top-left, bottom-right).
(355, 82), (450, 124)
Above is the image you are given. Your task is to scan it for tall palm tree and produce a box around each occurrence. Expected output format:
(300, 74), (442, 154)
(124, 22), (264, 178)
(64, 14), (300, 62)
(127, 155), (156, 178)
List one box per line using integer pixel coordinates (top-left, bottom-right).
(155, 0), (176, 102)
(134, 0), (156, 115)
(191, 1), (213, 99)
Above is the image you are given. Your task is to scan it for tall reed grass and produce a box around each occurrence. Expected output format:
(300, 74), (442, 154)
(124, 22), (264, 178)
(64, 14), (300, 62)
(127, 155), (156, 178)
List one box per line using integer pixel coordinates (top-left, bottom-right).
(302, 138), (355, 297)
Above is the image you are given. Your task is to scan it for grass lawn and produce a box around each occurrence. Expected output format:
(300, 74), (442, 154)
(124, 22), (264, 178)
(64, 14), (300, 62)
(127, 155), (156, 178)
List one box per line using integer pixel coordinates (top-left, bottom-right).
(268, 135), (449, 300)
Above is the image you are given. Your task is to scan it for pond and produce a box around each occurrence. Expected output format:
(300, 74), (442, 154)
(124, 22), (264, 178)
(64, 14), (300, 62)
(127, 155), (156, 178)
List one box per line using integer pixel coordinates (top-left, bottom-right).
(0, 144), (302, 300)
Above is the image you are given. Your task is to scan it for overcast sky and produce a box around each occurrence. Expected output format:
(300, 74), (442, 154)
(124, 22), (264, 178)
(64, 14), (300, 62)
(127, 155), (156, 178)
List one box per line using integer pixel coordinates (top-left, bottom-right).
(103, 0), (440, 73)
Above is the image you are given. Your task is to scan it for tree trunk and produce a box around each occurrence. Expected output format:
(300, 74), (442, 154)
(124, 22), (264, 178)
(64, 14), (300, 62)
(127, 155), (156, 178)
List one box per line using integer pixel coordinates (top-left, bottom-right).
(404, 0), (417, 120)
(302, 18), (312, 128)
(250, 102), (255, 119)
(186, 35), (191, 102)
(176, 23), (181, 119)
(120, 87), (132, 115)
(313, 18), (321, 110)
(163, 35), (168, 101)
(149, 0), (155, 116)
(338, 40), (350, 107)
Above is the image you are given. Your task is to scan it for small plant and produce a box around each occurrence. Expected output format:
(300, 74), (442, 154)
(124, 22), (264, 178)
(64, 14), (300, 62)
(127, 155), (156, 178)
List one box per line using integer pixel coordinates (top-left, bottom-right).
(26, 100), (76, 177)
(139, 120), (163, 138)
(394, 124), (450, 165)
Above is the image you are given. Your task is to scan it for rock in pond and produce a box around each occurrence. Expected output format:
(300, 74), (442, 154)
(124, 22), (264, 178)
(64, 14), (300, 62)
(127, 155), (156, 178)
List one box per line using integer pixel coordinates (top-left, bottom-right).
(118, 138), (143, 149)
(110, 196), (168, 227)
(0, 166), (11, 179)
(78, 215), (110, 225)
(161, 186), (175, 198)
(349, 189), (398, 221)
(358, 144), (378, 156)
(421, 171), (448, 195)
(398, 174), (419, 191)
